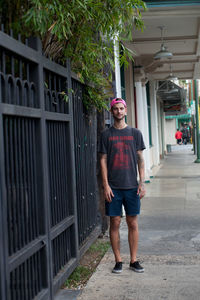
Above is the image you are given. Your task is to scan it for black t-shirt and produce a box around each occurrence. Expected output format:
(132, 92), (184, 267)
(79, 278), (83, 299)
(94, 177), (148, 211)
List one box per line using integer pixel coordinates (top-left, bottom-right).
(99, 126), (146, 189)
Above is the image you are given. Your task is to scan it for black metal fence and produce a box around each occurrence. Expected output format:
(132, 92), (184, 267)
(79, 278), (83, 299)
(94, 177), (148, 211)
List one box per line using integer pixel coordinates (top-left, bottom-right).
(0, 29), (101, 300)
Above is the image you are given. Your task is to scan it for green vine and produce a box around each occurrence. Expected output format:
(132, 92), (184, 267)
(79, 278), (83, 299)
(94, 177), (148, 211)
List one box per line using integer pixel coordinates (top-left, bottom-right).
(1, 0), (146, 111)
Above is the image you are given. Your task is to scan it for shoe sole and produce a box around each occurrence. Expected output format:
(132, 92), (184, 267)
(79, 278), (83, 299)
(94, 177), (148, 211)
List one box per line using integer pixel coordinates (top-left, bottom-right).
(129, 267), (144, 273)
(112, 269), (122, 273)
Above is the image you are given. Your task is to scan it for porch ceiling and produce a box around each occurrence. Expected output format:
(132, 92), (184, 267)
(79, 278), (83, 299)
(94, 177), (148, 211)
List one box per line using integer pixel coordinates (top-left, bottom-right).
(124, 3), (200, 81)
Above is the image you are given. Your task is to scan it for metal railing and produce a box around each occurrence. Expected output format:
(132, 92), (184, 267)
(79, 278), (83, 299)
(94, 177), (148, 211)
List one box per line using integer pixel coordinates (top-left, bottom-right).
(0, 28), (100, 300)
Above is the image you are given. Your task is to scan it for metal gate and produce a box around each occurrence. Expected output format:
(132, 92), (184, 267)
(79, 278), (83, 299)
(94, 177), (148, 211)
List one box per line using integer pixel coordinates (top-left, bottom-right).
(0, 30), (100, 300)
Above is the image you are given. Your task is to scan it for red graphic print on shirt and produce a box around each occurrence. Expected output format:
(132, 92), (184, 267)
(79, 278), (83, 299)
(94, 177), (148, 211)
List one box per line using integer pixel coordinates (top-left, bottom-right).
(109, 136), (134, 170)
(112, 142), (130, 169)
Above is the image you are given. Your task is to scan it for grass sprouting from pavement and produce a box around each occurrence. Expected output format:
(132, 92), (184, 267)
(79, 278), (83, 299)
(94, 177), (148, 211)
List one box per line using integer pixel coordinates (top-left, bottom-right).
(64, 238), (110, 289)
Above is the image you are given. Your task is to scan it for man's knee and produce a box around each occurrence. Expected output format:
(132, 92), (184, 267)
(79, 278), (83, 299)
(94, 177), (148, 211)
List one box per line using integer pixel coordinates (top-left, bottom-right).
(110, 216), (121, 230)
(126, 216), (138, 231)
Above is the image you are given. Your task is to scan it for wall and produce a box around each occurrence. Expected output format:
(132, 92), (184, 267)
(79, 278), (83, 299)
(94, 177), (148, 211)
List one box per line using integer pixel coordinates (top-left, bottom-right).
(165, 119), (177, 145)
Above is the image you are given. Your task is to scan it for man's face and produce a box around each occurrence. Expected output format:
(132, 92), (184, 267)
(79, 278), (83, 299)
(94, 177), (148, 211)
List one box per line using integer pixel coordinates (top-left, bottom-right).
(111, 103), (127, 120)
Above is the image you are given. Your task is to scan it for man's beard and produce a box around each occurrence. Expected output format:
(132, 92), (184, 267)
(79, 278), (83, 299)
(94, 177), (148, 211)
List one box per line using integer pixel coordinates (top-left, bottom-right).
(113, 115), (125, 121)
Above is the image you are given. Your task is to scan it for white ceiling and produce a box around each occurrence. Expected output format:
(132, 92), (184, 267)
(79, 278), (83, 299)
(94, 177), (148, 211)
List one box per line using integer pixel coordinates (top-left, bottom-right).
(124, 4), (200, 80)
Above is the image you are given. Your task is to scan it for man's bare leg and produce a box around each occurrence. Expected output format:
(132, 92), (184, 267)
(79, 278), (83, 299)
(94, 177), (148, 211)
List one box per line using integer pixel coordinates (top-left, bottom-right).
(110, 216), (122, 262)
(126, 215), (138, 263)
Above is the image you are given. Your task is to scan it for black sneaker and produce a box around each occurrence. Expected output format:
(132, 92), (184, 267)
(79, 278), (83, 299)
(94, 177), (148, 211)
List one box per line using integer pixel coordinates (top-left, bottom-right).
(129, 261), (144, 273)
(112, 262), (123, 273)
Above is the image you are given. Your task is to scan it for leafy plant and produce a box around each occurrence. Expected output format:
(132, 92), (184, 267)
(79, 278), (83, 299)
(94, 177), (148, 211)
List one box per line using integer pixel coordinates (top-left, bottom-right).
(64, 239), (110, 289)
(1, 0), (146, 110)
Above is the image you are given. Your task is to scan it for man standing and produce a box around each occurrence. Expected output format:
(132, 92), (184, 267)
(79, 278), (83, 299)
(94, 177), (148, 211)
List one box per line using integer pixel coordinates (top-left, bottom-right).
(175, 128), (182, 145)
(181, 125), (189, 145)
(99, 98), (146, 274)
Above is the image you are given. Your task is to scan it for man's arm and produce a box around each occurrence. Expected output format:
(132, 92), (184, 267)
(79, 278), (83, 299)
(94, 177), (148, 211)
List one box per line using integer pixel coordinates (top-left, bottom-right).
(137, 150), (146, 199)
(99, 153), (114, 202)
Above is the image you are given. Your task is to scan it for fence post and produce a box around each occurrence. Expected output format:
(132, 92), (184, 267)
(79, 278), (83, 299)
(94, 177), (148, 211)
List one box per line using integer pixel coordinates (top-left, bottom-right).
(66, 58), (80, 259)
(0, 175), (7, 300)
(28, 36), (53, 299)
(0, 49), (9, 300)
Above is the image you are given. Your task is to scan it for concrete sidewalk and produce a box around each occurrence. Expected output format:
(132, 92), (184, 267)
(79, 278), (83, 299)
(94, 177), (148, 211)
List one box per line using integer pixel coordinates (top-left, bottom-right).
(76, 144), (200, 300)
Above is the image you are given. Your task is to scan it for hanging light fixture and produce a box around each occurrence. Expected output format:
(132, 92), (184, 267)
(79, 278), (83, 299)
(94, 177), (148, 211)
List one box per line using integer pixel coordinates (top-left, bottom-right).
(165, 64), (178, 81)
(154, 26), (173, 60)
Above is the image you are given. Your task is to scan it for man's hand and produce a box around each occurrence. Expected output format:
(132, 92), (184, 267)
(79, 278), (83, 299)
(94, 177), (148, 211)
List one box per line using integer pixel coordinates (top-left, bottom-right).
(103, 185), (114, 203)
(137, 181), (146, 199)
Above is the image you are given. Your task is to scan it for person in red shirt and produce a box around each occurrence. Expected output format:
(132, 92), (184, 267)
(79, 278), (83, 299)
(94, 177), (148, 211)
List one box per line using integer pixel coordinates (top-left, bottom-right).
(175, 129), (183, 145)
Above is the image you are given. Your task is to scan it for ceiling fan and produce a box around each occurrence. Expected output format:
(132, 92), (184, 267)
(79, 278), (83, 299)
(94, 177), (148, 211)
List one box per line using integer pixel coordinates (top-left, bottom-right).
(154, 26), (173, 60)
(165, 64), (178, 81)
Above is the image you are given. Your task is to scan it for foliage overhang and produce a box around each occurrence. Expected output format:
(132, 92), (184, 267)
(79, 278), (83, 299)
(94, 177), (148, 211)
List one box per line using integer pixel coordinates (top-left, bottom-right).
(0, 0), (146, 111)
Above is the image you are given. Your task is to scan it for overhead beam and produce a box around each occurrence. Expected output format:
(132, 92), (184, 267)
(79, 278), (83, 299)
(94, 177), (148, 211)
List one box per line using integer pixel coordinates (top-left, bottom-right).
(156, 59), (198, 64)
(141, 7), (200, 19)
(153, 69), (194, 75)
(132, 35), (197, 44)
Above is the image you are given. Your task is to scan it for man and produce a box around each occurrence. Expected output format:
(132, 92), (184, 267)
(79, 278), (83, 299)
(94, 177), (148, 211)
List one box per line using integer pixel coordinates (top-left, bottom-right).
(175, 128), (182, 145)
(99, 98), (146, 274)
(181, 125), (189, 145)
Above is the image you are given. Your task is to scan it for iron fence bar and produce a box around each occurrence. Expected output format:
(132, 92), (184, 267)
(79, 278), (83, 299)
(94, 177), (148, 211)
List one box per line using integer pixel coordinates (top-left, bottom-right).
(31, 120), (40, 236)
(52, 123), (59, 225)
(0, 149), (6, 299)
(24, 254), (28, 300)
(31, 37), (52, 300)
(0, 104), (41, 118)
(56, 124), (62, 221)
(9, 119), (18, 255)
(19, 59), (23, 79)
(59, 123), (67, 218)
(50, 216), (74, 240)
(26, 119), (34, 241)
(66, 59), (79, 259)
(20, 119), (27, 247)
(0, 115), (10, 299)
(26, 62), (30, 82)
(0, 31), (39, 64)
(43, 60), (71, 79)
(4, 117), (14, 256)
(61, 122), (69, 217)
(44, 112), (71, 121)
(11, 56), (14, 76)
(2, 50), (6, 73)
(8, 237), (47, 272)
(27, 119), (33, 243)
(47, 122), (55, 226)
(37, 248), (42, 293)
(13, 117), (22, 251)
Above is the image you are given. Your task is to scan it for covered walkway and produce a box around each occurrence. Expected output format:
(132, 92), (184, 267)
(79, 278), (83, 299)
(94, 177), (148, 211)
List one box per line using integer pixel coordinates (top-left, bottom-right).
(78, 145), (200, 300)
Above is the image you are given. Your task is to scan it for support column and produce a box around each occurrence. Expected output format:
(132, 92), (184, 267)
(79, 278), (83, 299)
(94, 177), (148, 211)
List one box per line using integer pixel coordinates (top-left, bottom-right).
(124, 60), (136, 127)
(194, 79), (200, 163)
(135, 82), (145, 132)
(150, 81), (160, 166)
(114, 38), (122, 98)
(135, 82), (150, 182)
(142, 84), (151, 180)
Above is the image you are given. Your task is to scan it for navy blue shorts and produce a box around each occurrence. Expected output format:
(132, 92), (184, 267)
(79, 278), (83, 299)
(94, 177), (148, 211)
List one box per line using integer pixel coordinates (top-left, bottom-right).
(105, 188), (140, 217)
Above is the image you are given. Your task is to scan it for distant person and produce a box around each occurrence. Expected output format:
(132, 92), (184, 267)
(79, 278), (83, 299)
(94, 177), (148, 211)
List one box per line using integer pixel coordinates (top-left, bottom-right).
(175, 129), (182, 145)
(181, 125), (189, 145)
